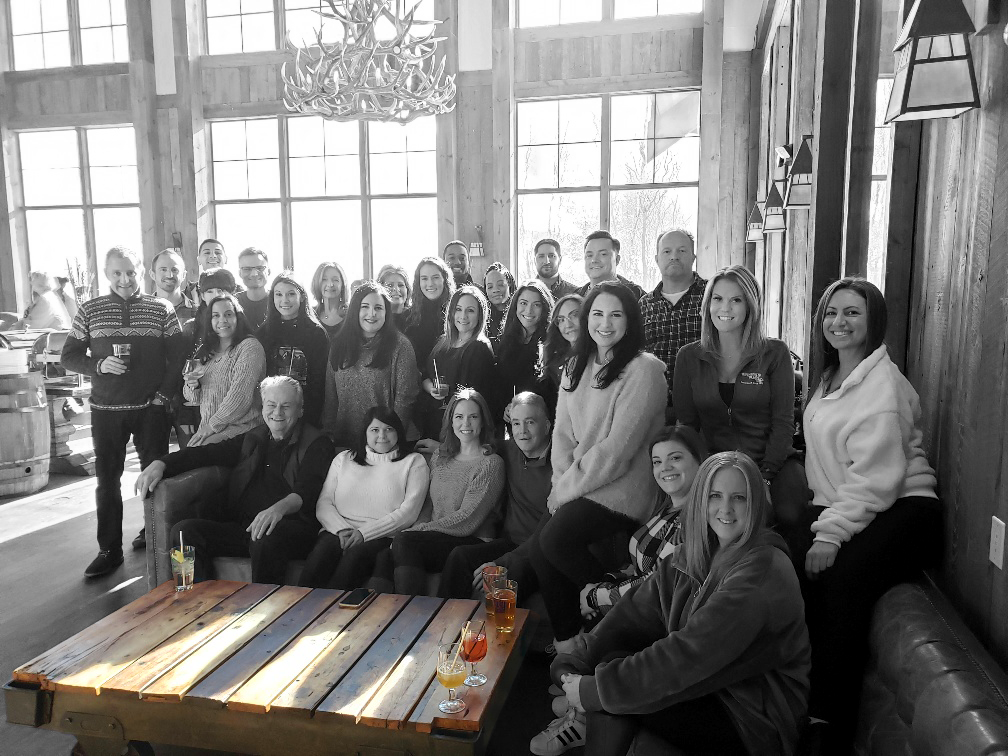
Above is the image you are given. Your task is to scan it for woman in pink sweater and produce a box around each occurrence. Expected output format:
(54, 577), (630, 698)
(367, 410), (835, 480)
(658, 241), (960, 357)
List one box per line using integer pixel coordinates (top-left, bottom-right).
(529, 282), (667, 651)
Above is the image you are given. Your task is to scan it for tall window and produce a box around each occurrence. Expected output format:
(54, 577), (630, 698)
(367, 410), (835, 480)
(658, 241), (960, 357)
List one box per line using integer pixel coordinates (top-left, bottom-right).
(206, 0), (275, 54)
(10, 0), (72, 70)
(209, 115), (437, 284)
(79, 0), (128, 64)
(614, 0), (703, 18)
(516, 91), (700, 290)
(867, 78), (895, 290)
(518, 0), (603, 27)
(18, 126), (141, 285)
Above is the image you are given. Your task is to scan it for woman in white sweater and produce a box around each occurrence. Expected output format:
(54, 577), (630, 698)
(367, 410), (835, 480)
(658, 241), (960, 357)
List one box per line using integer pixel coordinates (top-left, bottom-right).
(299, 406), (430, 589)
(529, 282), (667, 652)
(183, 293), (266, 446)
(799, 277), (940, 754)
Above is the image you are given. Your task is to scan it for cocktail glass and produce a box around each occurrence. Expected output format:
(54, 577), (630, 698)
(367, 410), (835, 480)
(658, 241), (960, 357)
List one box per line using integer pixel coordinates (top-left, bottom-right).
(170, 545), (195, 592)
(437, 642), (467, 713)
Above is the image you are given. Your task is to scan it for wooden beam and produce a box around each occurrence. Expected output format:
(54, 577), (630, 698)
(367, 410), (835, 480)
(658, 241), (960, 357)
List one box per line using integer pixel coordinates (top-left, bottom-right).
(514, 70), (702, 99)
(0, 2), (28, 312)
(842, 0), (883, 276)
(491, 0), (516, 269)
(434, 0), (459, 250)
(514, 14), (702, 43)
(697, 0), (725, 276)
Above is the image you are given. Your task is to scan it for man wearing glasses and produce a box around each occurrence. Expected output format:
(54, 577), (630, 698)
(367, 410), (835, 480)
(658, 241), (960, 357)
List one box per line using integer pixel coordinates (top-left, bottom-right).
(236, 247), (271, 331)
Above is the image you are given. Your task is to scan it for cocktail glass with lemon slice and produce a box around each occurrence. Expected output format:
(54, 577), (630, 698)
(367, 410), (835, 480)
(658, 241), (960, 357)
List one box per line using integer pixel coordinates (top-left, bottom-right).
(170, 546), (195, 591)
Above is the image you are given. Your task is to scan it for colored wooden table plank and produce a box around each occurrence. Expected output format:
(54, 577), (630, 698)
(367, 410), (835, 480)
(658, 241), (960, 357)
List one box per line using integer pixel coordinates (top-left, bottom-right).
(184, 588), (342, 707)
(315, 594), (445, 724)
(141, 585), (310, 702)
(408, 608), (531, 733)
(265, 594), (409, 716)
(51, 581), (246, 694)
(357, 598), (479, 730)
(13, 582), (177, 685)
(100, 583), (278, 696)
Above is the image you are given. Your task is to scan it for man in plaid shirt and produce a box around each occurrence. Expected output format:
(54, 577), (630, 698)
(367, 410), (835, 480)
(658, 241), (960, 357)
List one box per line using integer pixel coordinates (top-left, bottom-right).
(639, 229), (706, 421)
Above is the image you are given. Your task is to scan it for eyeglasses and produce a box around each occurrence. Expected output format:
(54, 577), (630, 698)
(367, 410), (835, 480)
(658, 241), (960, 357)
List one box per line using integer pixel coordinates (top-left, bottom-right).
(240, 266), (268, 274)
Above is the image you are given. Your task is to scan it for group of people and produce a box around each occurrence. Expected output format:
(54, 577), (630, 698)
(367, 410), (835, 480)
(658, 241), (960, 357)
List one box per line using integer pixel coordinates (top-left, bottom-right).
(58, 228), (941, 756)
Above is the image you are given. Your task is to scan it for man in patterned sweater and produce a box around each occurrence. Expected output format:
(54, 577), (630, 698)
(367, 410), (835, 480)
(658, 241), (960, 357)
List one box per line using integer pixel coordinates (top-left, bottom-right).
(639, 229), (707, 422)
(62, 246), (188, 578)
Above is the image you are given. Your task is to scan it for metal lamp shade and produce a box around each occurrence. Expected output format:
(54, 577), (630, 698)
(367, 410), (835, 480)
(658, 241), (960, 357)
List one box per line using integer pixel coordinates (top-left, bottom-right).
(746, 202), (765, 242)
(763, 183), (786, 234)
(785, 135), (814, 209)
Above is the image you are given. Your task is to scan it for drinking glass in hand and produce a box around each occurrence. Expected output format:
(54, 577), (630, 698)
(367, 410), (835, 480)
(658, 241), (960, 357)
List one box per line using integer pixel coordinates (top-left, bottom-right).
(113, 343), (131, 370)
(492, 578), (518, 633)
(436, 642), (467, 714)
(482, 565), (506, 618)
(461, 626), (488, 687)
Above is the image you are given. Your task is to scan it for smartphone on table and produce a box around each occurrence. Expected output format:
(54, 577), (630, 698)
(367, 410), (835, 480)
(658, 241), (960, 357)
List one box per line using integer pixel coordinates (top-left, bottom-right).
(339, 587), (376, 609)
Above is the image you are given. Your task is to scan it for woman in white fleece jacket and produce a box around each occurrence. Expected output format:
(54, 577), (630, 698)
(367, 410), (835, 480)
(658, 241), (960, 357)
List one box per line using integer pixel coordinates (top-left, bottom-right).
(800, 277), (941, 755)
(298, 406), (429, 589)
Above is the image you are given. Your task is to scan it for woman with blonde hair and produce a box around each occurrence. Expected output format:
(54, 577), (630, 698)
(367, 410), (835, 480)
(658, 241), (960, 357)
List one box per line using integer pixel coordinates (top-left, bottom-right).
(673, 264), (808, 532)
(376, 263), (412, 329)
(2, 271), (72, 330)
(310, 261), (349, 338)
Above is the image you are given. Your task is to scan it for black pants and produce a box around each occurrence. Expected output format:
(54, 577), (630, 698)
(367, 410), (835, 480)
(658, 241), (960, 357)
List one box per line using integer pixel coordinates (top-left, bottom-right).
(528, 498), (637, 641)
(172, 516), (318, 585)
(585, 693), (747, 756)
(437, 537), (536, 600)
(93, 405), (169, 552)
(299, 532), (393, 589)
(798, 496), (942, 752)
(391, 530), (483, 595)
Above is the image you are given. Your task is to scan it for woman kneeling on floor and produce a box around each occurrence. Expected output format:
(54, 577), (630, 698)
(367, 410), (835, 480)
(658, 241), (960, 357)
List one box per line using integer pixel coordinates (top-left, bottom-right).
(534, 451), (810, 756)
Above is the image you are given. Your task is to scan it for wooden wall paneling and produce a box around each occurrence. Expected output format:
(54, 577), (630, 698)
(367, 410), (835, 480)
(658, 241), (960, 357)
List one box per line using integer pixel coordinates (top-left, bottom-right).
(841, 0), (882, 276)
(717, 59), (737, 268)
(729, 53), (752, 265)
(491, 0), (516, 269)
(434, 0), (459, 251)
(697, 0), (724, 276)
(183, 0), (211, 258)
(0, 3), (27, 312)
(745, 49), (763, 272)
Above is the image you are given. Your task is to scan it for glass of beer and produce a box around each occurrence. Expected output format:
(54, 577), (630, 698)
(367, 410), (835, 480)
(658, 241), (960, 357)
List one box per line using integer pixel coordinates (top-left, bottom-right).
(482, 565), (506, 618)
(492, 578), (518, 633)
(436, 642), (467, 713)
(113, 343), (131, 370)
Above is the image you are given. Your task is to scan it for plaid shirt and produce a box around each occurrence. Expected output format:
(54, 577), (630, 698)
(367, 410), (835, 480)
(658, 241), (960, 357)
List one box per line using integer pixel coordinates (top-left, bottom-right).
(640, 272), (707, 410)
(545, 276), (579, 299)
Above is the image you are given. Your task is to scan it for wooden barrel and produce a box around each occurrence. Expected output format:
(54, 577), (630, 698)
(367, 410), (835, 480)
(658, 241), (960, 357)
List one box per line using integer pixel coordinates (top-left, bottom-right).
(0, 371), (51, 497)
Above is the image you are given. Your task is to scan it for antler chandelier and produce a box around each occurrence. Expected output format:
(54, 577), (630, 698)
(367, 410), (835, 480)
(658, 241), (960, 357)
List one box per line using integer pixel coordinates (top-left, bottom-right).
(282, 0), (457, 124)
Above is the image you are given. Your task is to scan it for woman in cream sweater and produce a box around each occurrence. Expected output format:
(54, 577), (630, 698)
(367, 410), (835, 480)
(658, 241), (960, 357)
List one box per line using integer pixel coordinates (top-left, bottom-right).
(529, 282), (667, 651)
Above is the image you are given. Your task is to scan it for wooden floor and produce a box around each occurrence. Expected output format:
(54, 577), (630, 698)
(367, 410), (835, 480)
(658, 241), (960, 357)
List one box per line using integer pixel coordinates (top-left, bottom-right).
(0, 465), (557, 755)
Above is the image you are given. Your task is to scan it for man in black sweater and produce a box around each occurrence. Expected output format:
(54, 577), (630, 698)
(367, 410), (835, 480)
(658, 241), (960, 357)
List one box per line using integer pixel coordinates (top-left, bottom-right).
(62, 246), (187, 578)
(135, 376), (335, 585)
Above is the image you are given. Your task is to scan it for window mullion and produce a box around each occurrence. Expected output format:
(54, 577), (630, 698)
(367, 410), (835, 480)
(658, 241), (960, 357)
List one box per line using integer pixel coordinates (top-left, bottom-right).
(67, 0), (82, 66)
(359, 122), (373, 279)
(273, 0), (285, 51)
(600, 94), (611, 230)
(78, 128), (99, 294)
(279, 116), (293, 269)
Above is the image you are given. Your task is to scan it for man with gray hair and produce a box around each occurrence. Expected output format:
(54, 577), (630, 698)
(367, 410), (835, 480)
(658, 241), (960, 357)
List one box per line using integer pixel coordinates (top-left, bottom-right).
(135, 375), (335, 585)
(63, 246), (187, 578)
(639, 229), (706, 421)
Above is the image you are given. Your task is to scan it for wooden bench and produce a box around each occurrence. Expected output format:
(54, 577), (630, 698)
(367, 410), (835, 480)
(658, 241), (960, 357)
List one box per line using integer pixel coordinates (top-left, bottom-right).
(6, 580), (535, 755)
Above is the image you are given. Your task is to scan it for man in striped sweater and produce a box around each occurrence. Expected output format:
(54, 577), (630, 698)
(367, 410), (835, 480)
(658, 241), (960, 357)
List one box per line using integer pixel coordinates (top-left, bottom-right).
(62, 246), (188, 578)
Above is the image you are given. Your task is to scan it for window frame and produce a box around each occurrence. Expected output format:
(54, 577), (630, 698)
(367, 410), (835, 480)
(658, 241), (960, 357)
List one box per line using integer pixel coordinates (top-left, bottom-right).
(5, 0), (129, 71)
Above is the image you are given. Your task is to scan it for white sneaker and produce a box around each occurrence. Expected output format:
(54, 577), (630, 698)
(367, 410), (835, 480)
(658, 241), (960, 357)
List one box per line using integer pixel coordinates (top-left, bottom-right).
(529, 707), (586, 756)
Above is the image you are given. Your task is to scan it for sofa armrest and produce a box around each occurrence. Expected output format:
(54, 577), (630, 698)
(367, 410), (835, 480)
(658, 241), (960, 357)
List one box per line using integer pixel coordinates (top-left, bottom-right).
(144, 466), (230, 590)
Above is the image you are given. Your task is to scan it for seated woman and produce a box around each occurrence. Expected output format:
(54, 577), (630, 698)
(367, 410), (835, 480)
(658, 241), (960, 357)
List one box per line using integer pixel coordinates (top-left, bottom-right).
(798, 277), (941, 754)
(391, 389), (505, 595)
(416, 285), (496, 440)
(377, 263), (412, 329)
(579, 425), (707, 624)
(537, 294), (582, 418)
(1, 271), (72, 331)
(260, 272), (330, 422)
(299, 406), (430, 589)
(183, 293), (266, 446)
(673, 265), (808, 530)
(322, 281), (419, 445)
(528, 282), (667, 653)
(532, 452), (810, 756)
(310, 261), (349, 339)
(483, 262), (516, 345)
(404, 256), (455, 371)
(494, 281), (554, 413)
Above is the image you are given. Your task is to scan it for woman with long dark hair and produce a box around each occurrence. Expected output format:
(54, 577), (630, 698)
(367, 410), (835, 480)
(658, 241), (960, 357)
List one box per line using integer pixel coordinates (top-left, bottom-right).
(483, 261), (516, 345)
(260, 271), (330, 422)
(310, 261), (349, 338)
(494, 280), (554, 412)
(390, 389), (505, 595)
(322, 281), (419, 445)
(404, 256), (455, 371)
(416, 285), (496, 440)
(673, 264), (808, 531)
(533, 452), (810, 756)
(377, 263), (412, 329)
(536, 294), (583, 417)
(528, 282), (667, 653)
(799, 277), (941, 753)
(299, 406), (430, 589)
(183, 293), (265, 446)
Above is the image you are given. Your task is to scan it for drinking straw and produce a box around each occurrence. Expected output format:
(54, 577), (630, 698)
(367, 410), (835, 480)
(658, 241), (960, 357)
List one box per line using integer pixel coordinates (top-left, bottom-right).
(476, 620), (486, 639)
(180, 531), (185, 553)
(453, 621), (470, 668)
(433, 358), (441, 386)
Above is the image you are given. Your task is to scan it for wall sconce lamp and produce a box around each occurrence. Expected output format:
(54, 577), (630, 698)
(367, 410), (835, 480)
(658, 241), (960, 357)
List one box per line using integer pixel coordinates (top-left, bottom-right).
(884, 0), (980, 123)
(784, 135), (814, 210)
(746, 201), (766, 242)
(763, 182), (787, 233)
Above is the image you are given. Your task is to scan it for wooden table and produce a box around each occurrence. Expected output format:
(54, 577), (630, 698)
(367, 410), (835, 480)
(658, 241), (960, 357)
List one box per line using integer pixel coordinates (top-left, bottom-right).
(5, 581), (535, 756)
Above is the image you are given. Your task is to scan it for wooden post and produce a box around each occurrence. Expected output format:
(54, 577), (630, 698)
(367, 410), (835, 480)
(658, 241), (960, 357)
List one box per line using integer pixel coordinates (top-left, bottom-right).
(0, 3), (29, 313)
(697, 0), (725, 275)
(842, 0), (882, 276)
(435, 0), (459, 250)
(491, 0), (516, 268)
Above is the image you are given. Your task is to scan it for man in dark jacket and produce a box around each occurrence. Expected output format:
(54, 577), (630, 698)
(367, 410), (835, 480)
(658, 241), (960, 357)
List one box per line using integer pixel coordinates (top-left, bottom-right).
(62, 245), (187, 578)
(575, 230), (645, 301)
(135, 376), (335, 585)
